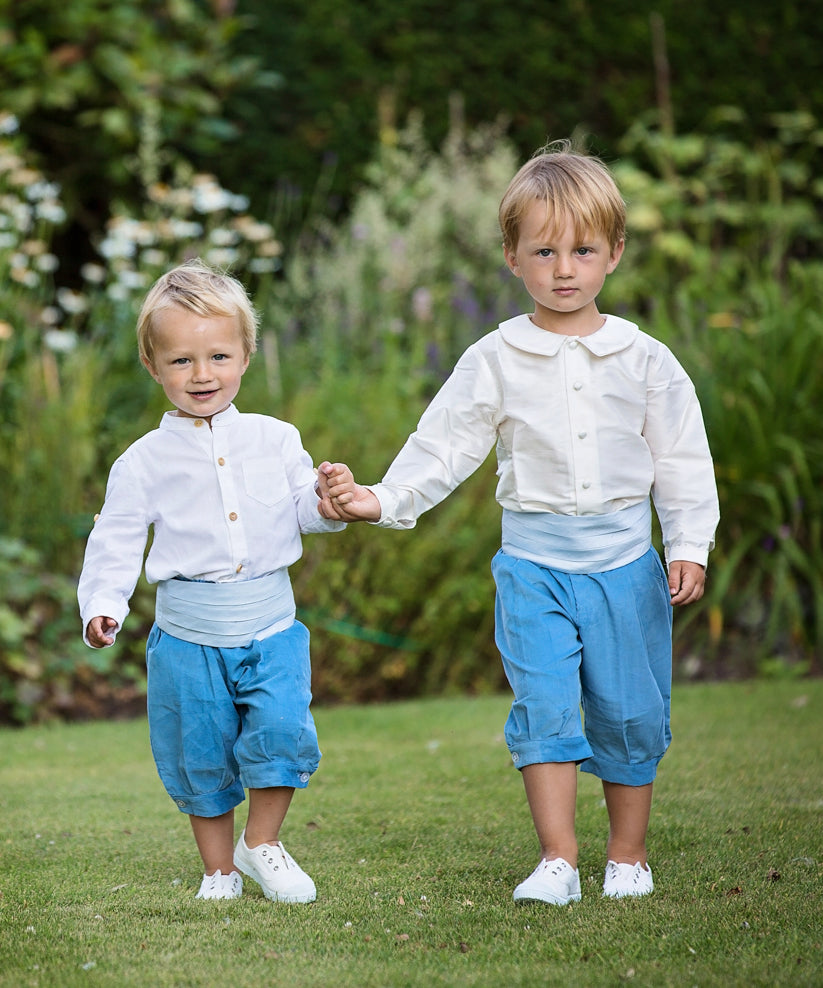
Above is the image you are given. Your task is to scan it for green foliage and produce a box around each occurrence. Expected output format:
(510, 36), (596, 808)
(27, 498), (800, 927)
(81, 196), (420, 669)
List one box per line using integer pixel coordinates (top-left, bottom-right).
(0, 537), (145, 724)
(0, 0), (265, 276)
(1, 106), (822, 723)
(221, 0), (823, 230)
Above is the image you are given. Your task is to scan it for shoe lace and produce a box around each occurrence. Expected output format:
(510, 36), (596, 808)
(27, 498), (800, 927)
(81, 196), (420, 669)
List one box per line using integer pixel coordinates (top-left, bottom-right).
(201, 870), (222, 893)
(539, 858), (570, 878)
(258, 841), (293, 871)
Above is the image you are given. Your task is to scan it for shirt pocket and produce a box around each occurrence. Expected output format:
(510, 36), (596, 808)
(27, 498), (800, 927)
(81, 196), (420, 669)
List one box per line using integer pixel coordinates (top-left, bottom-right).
(242, 458), (291, 507)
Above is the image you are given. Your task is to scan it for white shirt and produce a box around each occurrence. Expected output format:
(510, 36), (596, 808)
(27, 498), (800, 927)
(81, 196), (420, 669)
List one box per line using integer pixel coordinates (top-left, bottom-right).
(78, 403), (343, 639)
(370, 314), (719, 566)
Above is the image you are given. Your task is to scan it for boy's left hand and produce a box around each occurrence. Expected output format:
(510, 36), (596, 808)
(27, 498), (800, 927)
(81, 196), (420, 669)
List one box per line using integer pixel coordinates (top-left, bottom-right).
(668, 560), (706, 606)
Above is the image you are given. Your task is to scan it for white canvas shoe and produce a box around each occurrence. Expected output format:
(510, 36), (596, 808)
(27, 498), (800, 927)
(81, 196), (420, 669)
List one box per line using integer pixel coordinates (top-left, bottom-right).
(513, 857), (582, 905)
(195, 869), (243, 900)
(602, 860), (654, 898)
(233, 830), (316, 903)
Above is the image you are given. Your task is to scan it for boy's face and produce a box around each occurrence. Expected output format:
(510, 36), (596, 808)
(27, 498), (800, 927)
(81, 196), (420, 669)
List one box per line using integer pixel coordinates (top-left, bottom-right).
(504, 202), (624, 334)
(142, 304), (250, 421)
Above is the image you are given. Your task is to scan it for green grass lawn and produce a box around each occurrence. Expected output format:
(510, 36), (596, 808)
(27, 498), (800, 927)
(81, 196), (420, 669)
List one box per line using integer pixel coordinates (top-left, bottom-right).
(1, 681), (821, 987)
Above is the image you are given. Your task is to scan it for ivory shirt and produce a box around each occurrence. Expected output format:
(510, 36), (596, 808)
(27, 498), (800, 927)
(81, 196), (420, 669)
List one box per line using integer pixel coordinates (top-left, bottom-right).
(370, 313), (719, 566)
(78, 403), (343, 642)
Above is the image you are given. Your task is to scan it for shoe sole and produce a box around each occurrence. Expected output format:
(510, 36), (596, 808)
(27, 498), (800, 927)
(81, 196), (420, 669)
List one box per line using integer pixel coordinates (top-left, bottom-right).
(233, 859), (316, 903)
(602, 887), (653, 899)
(513, 889), (582, 905)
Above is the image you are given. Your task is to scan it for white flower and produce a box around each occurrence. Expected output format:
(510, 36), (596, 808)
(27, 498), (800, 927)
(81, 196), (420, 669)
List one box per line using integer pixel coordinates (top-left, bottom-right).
(35, 201), (67, 224)
(0, 113), (19, 135)
(35, 253), (59, 272)
(26, 181), (61, 202)
(116, 269), (147, 290)
(140, 248), (167, 267)
(11, 266), (38, 287)
(56, 288), (88, 314)
(98, 235), (136, 260)
(80, 263), (106, 284)
(205, 247), (239, 267)
(107, 282), (130, 301)
(248, 257), (279, 273)
(44, 329), (78, 354)
(39, 307), (61, 326)
(209, 227), (240, 247)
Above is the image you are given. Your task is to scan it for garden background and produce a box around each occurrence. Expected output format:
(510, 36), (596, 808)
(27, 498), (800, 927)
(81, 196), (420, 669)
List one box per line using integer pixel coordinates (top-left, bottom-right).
(1, 0), (822, 725)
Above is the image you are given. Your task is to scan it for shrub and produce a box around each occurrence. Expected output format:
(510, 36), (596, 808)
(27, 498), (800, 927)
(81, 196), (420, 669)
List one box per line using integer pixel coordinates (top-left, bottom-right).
(1, 110), (822, 723)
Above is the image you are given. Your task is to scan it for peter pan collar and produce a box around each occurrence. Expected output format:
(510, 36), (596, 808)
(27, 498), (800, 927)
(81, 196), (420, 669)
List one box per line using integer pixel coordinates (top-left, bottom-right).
(498, 313), (639, 356)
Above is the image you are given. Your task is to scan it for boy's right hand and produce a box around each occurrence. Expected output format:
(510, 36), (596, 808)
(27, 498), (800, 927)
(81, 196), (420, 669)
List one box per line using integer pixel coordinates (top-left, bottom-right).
(316, 461), (381, 522)
(86, 616), (119, 648)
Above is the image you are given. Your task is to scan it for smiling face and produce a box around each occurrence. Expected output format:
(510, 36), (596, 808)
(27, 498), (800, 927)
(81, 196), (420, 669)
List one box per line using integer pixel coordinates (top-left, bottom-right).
(504, 202), (624, 336)
(142, 304), (250, 421)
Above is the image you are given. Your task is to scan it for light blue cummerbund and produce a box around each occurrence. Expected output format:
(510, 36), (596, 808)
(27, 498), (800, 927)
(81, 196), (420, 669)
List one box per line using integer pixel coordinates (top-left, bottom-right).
(155, 569), (295, 647)
(501, 499), (652, 574)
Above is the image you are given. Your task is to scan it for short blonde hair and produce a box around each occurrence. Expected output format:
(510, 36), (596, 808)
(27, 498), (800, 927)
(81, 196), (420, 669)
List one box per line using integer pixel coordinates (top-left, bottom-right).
(499, 141), (626, 252)
(137, 258), (259, 367)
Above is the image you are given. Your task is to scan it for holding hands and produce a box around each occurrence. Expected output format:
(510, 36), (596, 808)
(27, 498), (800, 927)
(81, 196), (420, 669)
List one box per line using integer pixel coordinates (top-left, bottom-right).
(316, 461), (381, 522)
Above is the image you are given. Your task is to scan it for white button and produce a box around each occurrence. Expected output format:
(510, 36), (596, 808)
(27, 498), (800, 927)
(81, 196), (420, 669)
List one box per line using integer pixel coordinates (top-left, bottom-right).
(573, 381), (583, 391)
(578, 431), (587, 439)
(582, 481), (591, 489)
(568, 339), (578, 349)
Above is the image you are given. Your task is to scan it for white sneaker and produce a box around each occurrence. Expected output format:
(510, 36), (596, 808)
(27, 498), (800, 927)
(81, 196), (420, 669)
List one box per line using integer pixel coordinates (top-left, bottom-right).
(195, 869), (243, 900)
(602, 860), (654, 898)
(513, 857), (582, 905)
(233, 830), (316, 903)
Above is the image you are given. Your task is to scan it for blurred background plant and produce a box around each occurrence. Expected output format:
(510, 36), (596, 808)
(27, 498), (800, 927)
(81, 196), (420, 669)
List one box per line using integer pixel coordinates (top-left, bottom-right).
(1, 0), (821, 723)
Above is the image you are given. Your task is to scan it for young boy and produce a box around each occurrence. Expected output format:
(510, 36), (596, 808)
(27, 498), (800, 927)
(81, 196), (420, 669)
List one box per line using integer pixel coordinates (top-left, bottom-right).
(78, 259), (345, 901)
(318, 142), (719, 904)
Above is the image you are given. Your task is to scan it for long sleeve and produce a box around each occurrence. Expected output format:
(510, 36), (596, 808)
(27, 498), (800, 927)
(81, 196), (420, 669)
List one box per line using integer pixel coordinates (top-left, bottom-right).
(370, 345), (501, 528)
(77, 456), (150, 644)
(643, 346), (719, 565)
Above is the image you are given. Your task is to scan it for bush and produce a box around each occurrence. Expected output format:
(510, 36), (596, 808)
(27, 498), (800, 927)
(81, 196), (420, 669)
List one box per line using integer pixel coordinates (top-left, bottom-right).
(1, 111), (822, 724)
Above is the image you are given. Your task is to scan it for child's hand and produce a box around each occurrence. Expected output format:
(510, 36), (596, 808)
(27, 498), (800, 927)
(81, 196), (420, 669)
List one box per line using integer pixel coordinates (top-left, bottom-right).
(668, 561), (706, 606)
(316, 461), (381, 522)
(86, 615), (119, 648)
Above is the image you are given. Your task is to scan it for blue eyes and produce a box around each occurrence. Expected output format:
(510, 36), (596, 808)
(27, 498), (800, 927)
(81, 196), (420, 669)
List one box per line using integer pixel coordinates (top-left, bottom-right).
(537, 247), (592, 258)
(172, 354), (228, 365)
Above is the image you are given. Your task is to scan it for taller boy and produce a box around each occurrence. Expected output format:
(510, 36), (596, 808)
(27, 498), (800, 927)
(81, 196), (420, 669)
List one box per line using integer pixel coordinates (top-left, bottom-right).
(320, 142), (720, 903)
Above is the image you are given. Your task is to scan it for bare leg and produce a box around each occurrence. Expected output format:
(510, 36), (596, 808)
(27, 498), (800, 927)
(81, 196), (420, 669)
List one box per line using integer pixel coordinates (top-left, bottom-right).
(190, 809), (236, 874)
(602, 780), (653, 865)
(244, 786), (295, 847)
(521, 762), (579, 866)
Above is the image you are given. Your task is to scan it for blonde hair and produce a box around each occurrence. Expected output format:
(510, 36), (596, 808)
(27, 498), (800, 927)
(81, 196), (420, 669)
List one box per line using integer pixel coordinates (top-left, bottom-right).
(499, 140), (626, 252)
(137, 258), (259, 367)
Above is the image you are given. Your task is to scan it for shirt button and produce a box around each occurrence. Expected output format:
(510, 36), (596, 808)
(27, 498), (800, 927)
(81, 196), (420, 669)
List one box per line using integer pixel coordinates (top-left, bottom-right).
(193, 419), (204, 428)
(229, 512), (238, 521)
(568, 339), (578, 349)
(236, 563), (243, 573)
(582, 481), (592, 489)
(218, 457), (225, 466)
(573, 381), (583, 391)
(578, 430), (587, 439)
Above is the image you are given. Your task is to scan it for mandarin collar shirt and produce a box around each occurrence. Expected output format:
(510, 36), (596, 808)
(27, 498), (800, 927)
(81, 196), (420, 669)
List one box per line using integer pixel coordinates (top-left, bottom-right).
(370, 314), (719, 566)
(78, 403), (343, 636)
